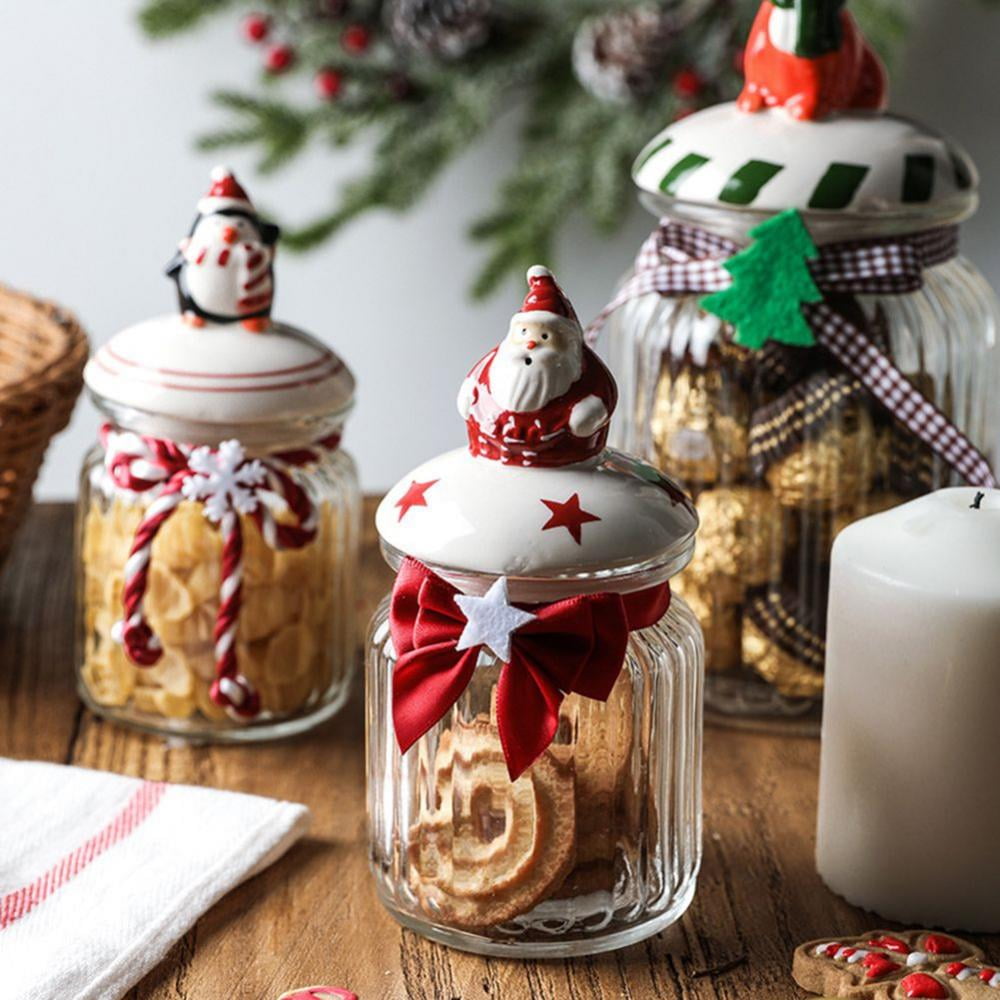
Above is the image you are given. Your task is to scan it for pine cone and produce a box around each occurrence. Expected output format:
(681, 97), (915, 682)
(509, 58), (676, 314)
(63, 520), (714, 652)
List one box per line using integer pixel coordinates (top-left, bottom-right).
(573, 7), (677, 104)
(385, 0), (493, 60)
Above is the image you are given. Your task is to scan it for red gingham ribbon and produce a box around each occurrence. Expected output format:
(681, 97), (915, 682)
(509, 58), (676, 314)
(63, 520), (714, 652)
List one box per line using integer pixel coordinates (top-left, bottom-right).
(589, 221), (996, 489)
(101, 425), (335, 721)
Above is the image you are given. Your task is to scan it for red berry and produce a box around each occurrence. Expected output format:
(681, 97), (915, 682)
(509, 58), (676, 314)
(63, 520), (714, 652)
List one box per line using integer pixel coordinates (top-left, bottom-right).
(242, 13), (271, 43)
(341, 23), (372, 54)
(264, 43), (296, 74)
(314, 67), (344, 100)
(673, 67), (704, 99)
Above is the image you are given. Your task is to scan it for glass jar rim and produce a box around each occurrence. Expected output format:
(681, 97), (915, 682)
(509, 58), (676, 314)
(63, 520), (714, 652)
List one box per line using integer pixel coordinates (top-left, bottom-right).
(639, 191), (977, 245)
(378, 537), (694, 603)
(89, 389), (353, 450)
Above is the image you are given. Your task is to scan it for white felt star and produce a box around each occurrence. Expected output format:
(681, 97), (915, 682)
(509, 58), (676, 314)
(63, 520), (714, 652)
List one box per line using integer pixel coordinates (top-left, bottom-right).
(454, 577), (536, 663)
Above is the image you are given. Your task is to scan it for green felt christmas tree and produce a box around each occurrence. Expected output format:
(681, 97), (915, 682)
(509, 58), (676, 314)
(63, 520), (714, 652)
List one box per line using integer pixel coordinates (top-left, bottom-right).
(701, 209), (823, 351)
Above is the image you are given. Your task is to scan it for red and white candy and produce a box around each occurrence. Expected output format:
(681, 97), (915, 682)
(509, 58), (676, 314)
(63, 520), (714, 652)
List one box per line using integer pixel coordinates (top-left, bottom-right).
(103, 426), (324, 721)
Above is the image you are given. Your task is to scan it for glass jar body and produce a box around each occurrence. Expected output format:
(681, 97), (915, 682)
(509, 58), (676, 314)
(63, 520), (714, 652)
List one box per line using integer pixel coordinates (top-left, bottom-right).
(366, 586), (704, 958)
(76, 427), (361, 741)
(609, 251), (1000, 724)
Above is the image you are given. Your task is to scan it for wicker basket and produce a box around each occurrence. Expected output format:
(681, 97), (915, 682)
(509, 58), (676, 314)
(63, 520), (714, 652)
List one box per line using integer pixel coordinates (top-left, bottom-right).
(0, 285), (88, 568)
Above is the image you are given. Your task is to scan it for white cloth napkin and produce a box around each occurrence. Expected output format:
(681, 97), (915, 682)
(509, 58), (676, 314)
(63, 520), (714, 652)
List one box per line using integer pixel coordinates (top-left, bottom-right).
(0, 758), (310, 1000)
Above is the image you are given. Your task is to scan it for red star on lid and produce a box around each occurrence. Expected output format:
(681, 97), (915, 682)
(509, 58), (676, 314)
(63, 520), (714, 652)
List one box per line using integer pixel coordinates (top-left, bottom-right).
(540, 493), (600, 545)
(395, 479), (438, 521)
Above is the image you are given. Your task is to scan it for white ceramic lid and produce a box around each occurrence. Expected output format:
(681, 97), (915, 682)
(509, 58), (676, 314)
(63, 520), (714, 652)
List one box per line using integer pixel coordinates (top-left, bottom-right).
(377, 448), (696, 585)
(84, 166), (354, 431)
(633, 103), (977, 230)
(85, 315), (354, 426)
(376, 266), (697, 589)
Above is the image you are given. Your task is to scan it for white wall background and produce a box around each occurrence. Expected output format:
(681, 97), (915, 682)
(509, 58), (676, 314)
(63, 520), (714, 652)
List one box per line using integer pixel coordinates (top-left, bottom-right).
(1, 0), (998, 498)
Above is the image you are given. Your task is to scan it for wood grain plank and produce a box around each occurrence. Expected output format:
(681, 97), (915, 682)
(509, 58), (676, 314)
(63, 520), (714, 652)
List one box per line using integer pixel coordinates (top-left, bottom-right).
(0, 504), (82, 762)
(4, 502), (1000, 1000)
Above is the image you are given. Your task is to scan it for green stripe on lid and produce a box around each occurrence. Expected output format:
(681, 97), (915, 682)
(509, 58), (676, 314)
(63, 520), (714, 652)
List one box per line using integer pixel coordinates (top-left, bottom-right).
(903, 154), (936, 203)
(659, 153), (710, 196)
(950, 151), (973, 191)
(633, 136), (673, 175)
(719, 160), (784, 206)
(808, 163), (870, 210)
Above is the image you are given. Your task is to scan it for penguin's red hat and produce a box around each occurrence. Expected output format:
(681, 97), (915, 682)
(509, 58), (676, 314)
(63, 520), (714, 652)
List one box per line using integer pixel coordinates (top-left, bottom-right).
(198, 165), (254, 215)
(510, 266), (582, 334)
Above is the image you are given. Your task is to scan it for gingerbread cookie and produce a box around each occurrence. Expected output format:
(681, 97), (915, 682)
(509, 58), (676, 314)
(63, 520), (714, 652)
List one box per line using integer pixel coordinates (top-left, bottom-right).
(793, 930), (1000, 999)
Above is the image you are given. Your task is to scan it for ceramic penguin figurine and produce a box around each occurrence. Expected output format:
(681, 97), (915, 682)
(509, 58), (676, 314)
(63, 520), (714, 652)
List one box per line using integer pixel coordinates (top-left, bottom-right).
(166, 166), (280, 331)
(737, 0), (887, 121)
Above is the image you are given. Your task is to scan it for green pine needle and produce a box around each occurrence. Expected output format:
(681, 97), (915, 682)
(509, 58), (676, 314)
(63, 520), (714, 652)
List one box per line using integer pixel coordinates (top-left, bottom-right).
(138, 0), (996, 295)
(139, 0), (237, 37)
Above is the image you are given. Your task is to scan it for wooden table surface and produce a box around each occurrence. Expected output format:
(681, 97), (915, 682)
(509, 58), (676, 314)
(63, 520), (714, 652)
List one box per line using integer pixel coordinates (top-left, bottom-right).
(3, 501), (996, 1000)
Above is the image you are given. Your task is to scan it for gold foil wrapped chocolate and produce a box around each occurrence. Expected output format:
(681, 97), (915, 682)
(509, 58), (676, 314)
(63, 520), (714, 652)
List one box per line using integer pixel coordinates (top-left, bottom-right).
(651, 367), (749, 487)
(689, 486), (786, 587)
(742, 618), (824, 700)
(674, 578), (742, 674)
(765, 405), (877, 508)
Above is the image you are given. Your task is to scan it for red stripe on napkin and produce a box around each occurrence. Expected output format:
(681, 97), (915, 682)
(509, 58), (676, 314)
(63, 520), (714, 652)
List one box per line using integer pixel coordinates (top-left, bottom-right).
(0, 781), (167, 930)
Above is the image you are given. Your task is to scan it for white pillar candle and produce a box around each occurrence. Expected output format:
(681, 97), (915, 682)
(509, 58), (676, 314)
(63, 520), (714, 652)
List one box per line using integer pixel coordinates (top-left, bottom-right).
(817, 488), (1000, 932)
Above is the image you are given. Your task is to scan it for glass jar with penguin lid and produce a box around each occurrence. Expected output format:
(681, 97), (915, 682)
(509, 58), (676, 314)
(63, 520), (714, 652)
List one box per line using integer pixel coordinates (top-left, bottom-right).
(78, 167), (360, 741)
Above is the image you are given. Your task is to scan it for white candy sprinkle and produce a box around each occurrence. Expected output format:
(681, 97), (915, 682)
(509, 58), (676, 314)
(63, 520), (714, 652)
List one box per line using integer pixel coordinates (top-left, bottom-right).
(989, 972), (1000, 988)
(907, 952), (929, 967)
(847, 950), (869, 964)
(956, 967), (977, 981)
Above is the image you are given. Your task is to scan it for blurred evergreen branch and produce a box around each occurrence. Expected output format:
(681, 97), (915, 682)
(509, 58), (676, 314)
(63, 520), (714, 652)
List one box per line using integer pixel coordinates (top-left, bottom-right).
(138, 0), (987, 296)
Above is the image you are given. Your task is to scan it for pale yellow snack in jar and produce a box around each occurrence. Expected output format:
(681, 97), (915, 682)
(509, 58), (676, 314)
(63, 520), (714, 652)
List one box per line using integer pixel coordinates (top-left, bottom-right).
(80, 492), (348, 726)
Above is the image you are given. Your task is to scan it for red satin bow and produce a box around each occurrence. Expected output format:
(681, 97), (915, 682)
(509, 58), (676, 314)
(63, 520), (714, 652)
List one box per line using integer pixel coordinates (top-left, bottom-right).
(389, 558), (671, 779)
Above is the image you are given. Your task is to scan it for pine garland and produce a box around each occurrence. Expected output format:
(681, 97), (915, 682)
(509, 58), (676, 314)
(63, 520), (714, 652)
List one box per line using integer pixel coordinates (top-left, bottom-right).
(138, 0), (986, 297)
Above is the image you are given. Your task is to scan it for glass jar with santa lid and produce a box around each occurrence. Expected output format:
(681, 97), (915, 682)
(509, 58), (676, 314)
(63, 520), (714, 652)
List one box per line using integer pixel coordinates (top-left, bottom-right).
(599, 0), (1000, 728)
(76, 166), (360, 741)
(367, 266), (704, 957)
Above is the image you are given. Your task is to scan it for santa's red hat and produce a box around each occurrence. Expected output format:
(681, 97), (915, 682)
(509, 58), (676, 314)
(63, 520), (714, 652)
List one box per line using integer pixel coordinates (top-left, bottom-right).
(511, 265), (582, 332)
(197, 165), (254, 215)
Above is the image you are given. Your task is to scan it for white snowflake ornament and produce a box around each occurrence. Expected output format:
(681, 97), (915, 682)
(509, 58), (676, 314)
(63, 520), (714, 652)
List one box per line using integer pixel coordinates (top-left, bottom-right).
(181, 439), (267, 523)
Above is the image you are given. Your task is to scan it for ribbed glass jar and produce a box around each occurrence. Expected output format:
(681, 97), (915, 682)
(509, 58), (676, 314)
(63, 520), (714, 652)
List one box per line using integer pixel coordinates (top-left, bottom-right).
(609, 217), (999, 725)
(366, 560), (704, 958)
(76, 405), (361, 742)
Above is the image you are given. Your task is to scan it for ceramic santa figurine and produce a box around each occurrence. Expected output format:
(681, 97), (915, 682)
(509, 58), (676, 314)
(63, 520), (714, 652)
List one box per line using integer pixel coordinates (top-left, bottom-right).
(458, 266), (616, 467)
(166, 165), (280, 331)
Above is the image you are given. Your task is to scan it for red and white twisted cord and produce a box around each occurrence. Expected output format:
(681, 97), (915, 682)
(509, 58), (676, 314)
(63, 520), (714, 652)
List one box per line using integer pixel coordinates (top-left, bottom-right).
(102, 425), (325, 721)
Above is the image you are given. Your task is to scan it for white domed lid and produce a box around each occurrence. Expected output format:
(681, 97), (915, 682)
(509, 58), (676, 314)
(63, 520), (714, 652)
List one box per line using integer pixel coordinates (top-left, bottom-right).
(85, 166), (354, 434)
(376, 265), (697, 593)
(376, 448), (697, 588)
(85, 315), (354, 427)
(633, 103), (977, 231)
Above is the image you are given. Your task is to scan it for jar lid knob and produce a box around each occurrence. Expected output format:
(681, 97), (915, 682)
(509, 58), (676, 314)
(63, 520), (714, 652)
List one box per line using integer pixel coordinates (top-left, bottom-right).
(458, 265), (618, 468)
(165, 165), (281, 332)
(737, 0), (888, 121)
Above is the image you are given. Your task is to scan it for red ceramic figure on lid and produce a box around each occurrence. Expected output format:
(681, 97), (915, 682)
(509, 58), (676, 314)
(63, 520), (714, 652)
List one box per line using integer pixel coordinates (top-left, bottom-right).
(738, 0), (887, 121)
(459, 266), (616, 468)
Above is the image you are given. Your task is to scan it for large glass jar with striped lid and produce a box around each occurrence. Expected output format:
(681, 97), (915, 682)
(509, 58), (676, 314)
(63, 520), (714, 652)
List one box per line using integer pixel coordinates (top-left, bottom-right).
(604, 27), (1000, 728)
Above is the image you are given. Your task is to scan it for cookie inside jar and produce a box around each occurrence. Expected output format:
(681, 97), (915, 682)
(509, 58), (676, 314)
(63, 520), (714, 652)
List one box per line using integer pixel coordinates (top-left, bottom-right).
(368, 265), (703, 957)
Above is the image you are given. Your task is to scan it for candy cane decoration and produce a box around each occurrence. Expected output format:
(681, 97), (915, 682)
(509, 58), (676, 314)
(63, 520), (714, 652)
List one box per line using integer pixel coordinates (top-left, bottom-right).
(103, 425), (329, 721)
